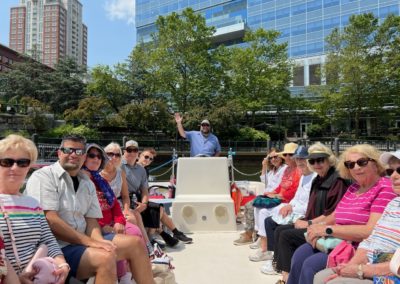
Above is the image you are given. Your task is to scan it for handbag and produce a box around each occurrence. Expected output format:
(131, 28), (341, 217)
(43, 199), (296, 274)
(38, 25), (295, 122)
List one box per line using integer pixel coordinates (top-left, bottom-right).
(272, 212), (304, 225)
(372, 250), (400, 284)
(252, 195), (282, 209)
(0, 200), (59, 284)
(327, 240), (355, 268)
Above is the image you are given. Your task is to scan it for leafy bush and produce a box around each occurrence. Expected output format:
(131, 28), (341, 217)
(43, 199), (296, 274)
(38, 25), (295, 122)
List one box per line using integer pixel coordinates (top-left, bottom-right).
(46, 124), (99, 139)
(237, 127), (269, 141)
(267, 125), (286, 140)
(306, 124), (325, 138)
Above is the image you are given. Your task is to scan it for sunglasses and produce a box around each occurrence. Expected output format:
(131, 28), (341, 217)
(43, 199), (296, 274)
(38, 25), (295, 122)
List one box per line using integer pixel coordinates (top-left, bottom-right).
(87, 153), (102, 160)
(308, 157), (326, 165)
(268, 155), (279, 160)
(385, 167), (400, 176)
(125, 148), (138, 153)
(143, 155), (154, 161)
(0, 158), (31, 168)
(283, 153), (294, 157)
(60, 147), (85, 156)
(106, 152), (121, 158)
(201, 124), (210, 127)
(344, 158), (374, 169)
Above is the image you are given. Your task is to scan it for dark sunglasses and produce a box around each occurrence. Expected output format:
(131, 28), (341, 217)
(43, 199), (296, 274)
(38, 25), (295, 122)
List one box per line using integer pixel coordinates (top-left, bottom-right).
(344, 158), (374, 169)
(268, 155), (279, 160)
(0, 158), (31, 168)
(201, 124), (210, 127)
(385, 167), (400, 176)
(106, 152), (121, 158)
(144, 155), (154, 161)
(125, 148), (138, 153)
(308, 157), (326, 165)
(60, 147), (85, 156)
(283, 153), (294, 157)
(87, 153), (102, 160)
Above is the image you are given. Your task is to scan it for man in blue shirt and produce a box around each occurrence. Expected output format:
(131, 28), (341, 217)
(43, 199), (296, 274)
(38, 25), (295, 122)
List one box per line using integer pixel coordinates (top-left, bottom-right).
(175, 113), (221, 157)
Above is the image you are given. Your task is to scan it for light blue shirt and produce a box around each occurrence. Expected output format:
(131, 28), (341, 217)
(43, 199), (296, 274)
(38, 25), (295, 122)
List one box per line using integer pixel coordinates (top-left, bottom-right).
(185, 131), (221, 157)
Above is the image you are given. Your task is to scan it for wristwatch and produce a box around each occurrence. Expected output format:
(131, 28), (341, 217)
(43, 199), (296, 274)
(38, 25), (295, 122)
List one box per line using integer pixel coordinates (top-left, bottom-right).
(325, 226), (333, 236)
(308, 220), (313, 226)
(357, 264), (364, 279)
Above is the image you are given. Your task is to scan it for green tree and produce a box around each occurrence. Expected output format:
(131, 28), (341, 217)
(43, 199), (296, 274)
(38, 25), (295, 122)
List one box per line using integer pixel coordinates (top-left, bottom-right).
(138, 8), (219, 112)
(227, 29), (293, 127)
(86, 65), (131, 112)
(316, 13), (400, 137)
(64, 96), (114, 128)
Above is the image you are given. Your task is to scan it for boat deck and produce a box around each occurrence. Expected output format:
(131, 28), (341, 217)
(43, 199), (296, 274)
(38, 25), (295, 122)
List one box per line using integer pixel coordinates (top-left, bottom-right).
(164, 231), (281, 284)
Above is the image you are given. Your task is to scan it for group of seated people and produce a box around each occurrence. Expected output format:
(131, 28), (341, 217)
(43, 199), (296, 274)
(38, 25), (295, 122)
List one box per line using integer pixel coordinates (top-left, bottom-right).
(235, 141), (400, 284)
(0, 134), (192, 284)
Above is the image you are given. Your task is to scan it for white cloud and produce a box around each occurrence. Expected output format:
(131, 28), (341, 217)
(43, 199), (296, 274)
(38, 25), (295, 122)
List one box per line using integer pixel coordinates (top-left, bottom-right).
(104, 0), (135, 25)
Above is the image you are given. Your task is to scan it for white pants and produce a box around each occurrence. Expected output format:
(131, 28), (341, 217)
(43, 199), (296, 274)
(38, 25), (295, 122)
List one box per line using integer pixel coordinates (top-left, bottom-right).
(254, 204), (283, 237)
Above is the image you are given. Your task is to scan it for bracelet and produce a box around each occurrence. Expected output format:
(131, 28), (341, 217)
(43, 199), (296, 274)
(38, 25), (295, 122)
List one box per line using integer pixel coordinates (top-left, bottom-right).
(142, 201), (149, 205)
(58, 263), (70, 270)
(308, 220), (313, 226)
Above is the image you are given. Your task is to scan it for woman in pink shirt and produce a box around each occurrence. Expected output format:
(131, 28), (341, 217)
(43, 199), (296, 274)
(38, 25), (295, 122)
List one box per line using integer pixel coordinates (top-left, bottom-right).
(287, 144), (397, 284)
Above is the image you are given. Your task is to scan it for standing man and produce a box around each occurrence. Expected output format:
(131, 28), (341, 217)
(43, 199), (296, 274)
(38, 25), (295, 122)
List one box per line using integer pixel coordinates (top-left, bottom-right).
(174, 113), (221, 157)
(25, 135), (154, 284)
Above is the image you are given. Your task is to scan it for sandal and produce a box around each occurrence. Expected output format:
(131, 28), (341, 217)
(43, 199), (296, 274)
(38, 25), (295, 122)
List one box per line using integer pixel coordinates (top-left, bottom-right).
(275, 280), (286, 284)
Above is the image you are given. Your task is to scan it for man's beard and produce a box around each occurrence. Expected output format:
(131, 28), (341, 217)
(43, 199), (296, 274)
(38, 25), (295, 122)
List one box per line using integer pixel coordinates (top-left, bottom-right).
(62, 162), (81, 171)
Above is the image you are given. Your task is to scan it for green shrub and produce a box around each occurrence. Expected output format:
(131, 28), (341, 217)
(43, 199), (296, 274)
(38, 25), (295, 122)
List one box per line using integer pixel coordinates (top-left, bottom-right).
(47, 124), (99, 139)
(237, 127), (270, 141)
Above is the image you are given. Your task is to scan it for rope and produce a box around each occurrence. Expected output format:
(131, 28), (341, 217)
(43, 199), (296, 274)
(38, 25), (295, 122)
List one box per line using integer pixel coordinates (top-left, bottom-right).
(149, 159), (174, 173)
(150, 167), (172, 178)
(231, 165), (261, 177)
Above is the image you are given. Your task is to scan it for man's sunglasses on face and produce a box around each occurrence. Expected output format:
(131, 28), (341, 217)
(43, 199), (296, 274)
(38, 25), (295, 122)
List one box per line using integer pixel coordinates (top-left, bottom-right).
(125, 148), (138, 153)
(60, 147), (85, 156)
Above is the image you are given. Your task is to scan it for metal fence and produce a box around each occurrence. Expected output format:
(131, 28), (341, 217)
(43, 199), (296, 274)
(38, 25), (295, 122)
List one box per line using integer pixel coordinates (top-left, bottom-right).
(34, 136), (400, 162)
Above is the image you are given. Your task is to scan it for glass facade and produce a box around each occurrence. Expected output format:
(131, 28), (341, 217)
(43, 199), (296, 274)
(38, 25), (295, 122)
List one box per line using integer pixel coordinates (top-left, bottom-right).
(136, 0), (400, 57)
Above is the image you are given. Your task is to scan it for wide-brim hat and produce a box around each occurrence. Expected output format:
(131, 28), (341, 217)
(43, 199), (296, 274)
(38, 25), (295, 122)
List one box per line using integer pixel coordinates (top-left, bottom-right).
(279, 142), (298, 155)
(86, 143), (108, 170)
(292, 146), (309, 159)
(380, 150), (400, 164)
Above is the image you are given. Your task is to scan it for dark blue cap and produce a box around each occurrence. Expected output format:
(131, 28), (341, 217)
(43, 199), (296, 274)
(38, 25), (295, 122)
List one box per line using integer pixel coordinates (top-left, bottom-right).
(292, 146), (309, 159)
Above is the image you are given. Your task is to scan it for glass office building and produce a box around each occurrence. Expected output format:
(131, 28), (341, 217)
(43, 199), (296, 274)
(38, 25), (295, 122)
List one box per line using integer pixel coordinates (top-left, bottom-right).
(136, 0), (400, 90)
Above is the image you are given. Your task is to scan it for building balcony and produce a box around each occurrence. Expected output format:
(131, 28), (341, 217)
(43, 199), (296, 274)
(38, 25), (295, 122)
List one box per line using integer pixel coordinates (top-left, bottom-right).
(212, 22), (246, 45)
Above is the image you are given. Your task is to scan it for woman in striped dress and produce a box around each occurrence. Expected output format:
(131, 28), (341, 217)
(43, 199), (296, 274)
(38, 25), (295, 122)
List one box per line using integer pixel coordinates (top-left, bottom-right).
(0, 134), (69, 283)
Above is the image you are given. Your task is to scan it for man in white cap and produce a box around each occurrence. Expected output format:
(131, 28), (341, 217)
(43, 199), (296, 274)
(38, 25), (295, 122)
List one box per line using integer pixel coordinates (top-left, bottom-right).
(174, 113), (221, 157)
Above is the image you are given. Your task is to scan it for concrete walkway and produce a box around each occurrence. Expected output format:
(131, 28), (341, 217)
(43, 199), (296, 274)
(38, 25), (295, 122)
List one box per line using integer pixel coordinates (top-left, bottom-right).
(164, 232), (281, 284)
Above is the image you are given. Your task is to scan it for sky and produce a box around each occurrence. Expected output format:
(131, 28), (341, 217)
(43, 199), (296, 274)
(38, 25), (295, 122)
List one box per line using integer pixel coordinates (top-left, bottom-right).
(0, 0), (136, 68)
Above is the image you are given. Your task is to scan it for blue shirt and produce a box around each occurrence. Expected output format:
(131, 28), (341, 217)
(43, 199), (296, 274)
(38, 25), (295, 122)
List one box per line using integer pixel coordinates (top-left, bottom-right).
(185, 131), (221, 157)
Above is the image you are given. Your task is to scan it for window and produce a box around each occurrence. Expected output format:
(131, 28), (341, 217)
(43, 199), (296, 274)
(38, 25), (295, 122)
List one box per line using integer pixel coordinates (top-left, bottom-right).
(308, 20), (323, 32)
(324, 0), (339, 8)
(309, 64), (321, 85)
(292, 3), (306, 15)
(293, 66), (304, 86)
(291, 24), (306, 36)
(276, 8), (290, 19)
(307, 0), (322, 12)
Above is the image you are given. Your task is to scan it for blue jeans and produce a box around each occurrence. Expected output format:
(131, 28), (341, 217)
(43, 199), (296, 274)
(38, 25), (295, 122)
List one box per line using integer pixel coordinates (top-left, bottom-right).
(287, 243), (328, 284)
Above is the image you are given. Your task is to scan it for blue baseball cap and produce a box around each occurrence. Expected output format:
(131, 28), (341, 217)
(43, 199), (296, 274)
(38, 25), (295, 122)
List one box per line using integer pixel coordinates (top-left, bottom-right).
(292, 146), (309, 159)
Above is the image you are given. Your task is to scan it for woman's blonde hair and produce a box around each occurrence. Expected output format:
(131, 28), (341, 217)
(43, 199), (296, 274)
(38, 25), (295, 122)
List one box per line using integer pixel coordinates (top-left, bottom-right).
(0, 134), (38, 165)
(307, 142), (337, 168)
(104, 142), (122, 167)
(337, 144), (385, 179)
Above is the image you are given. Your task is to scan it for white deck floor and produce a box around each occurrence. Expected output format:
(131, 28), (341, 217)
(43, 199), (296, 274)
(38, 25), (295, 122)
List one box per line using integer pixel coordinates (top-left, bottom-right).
(164, 231), (281, 284)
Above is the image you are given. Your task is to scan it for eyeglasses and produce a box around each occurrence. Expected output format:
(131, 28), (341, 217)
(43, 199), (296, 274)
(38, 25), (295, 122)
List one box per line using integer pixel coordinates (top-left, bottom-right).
(344, 158), (374, 169)
(308, 157), (326, 165)
(201, 124), (210, 127)
(268, 156), (279, 161)
(0, 158), (31, 168)
(106, 152), (121, 158)
(283, 153), (294, 157)
(386, 167), (400, 176)
(87, 153), (102, 160)
(60, 147), (85, 156)
(143, 155), (154, 161)
(125, 148), (138, 153)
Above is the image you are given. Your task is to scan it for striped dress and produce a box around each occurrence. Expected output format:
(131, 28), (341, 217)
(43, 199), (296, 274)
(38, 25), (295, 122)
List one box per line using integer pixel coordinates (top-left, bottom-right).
(358, 196), (400, 263)
(0, 194), (62, 273)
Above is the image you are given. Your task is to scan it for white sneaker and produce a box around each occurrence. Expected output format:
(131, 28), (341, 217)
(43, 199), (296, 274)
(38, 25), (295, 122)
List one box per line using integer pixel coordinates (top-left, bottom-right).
(249, 238), (261, 249)
(249, 250), (274, 262)
(260, 260), (278, 275)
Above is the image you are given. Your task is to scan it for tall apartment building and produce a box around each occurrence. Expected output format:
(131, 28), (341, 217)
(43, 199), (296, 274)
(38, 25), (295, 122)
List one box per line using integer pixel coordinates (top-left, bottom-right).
(9, 0), (87, 68)
(136, 0), (400, 95)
